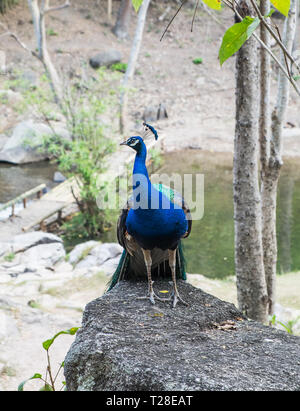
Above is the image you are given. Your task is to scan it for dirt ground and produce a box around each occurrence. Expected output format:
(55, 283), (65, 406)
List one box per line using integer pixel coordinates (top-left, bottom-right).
(0, 0), (300, 392)
(1, 0), (299, 153)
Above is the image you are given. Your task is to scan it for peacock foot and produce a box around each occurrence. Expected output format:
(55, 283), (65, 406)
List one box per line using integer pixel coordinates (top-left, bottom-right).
(137, 284), (171, 305)
(173, 294), (188, 308)
(171, 290), (189, 308)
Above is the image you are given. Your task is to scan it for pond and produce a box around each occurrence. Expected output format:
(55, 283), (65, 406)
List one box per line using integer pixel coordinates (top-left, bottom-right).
(0, 161), (57, 219)
(1, 150), (299, 279)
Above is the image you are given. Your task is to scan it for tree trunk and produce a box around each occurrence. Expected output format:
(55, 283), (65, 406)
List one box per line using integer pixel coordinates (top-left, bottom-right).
(113, 0), (132, 39)
(234, 0), (268, 322)
(277, 175), (294, 273)
(119, 0), (151, 134)
(27, 0), (63, 106)
(260, 0), (297, 315)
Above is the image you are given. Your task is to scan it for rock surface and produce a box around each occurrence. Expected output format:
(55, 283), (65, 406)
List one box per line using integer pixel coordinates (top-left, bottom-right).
(64, 280), (300, 391)
(89, 49), (122, 69)
(0, 119), (70, 164)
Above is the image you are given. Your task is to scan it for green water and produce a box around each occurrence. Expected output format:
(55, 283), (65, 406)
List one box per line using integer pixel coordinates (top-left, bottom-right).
(103, 150), (300, 279)
(0, 161), (57, 204)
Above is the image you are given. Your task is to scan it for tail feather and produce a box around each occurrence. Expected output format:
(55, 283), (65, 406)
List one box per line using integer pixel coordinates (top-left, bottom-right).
(107, 241), (187, 292)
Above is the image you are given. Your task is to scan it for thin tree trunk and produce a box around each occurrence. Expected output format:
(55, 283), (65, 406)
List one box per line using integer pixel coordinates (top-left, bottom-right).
(113, 0), (132, 39)
(119, 0), (151, 134)
(259, 0), (271, 170)
(277, 175), (294, 273)
(234, 0), (268, 323)
(27, 0), (64, 106)
(260, 0), (297, 315)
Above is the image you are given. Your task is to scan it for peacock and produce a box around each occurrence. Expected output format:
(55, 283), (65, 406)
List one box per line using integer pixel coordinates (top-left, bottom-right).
(107, 123), (192, 307)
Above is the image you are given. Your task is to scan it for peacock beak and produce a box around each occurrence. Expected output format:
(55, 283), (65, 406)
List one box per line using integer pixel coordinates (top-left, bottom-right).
(120, 141), (127, 146)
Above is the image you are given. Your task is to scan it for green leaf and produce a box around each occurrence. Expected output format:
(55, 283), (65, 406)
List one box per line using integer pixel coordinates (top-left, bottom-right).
(39, 383), (54, 391)
(42, 327), (79, 351)
(201, 0), (221, 10)
(265, 8), (275, 17)
(219, 16), (260, 65)
(269, 0), (290, 17)
(18, 373), (43, 391)
(132, 0), (143, 12)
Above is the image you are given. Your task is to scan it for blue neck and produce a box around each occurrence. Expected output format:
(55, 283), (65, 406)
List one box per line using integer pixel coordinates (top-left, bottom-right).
(132, 142), (151, 209)
(133, 143), (150, 181)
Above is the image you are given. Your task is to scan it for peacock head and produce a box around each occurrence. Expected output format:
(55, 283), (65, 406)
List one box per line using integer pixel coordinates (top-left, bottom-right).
(120, 136), (144, 153)
(120, 123), (158, 153)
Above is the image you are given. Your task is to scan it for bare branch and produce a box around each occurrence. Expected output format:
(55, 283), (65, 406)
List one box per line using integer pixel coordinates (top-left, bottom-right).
(0, 30), (40, 59)
(44, 0), (70, 14)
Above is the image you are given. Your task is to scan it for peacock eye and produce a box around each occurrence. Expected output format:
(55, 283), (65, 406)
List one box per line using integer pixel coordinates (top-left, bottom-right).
(129, 138), (139, 147)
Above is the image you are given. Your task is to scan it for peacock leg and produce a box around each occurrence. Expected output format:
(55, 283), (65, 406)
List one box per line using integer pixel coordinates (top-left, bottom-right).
(168, 249), (188, 308)
(140, 249), (170, 304)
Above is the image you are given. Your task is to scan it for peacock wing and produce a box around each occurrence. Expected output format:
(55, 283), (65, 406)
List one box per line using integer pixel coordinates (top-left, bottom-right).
(117, 199), (138, 256)
(152, 183), (192, 239)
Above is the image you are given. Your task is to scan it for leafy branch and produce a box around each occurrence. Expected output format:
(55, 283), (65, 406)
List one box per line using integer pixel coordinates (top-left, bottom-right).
(18, 327), (78, 391)
(150, 0), (300, 97)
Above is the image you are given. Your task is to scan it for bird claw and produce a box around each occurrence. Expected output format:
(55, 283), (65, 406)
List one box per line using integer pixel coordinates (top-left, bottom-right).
(137, 290), (171, 305)
(172, 293), (189, 308)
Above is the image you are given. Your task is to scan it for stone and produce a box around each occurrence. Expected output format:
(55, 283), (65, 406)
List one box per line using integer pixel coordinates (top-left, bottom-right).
(0, 119), (70, 164)
(68, 240), (99, 266)
(98, 255), (121, 276)
(75, 242), (122, 269)
(11, 231), (63, 254)
(0, 311), (19, 340)
(70, 242), (122, 269)
(89, 49), (122, 69)
(53, 171), (66, 183)
(0, 242), (12, 258)
(64, 281), (300, 391)
(20, 242), (66, 268)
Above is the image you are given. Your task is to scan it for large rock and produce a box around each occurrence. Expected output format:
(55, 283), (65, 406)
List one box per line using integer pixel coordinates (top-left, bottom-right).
(68, 240), (100, 266)
(89, 50), (122, 69)
(20, 242), (66, 268)
(11, 231), (63, 253)
(64, 281), (300, 391)
(0, 119), (70, 164)
(72, 242), (122, 269)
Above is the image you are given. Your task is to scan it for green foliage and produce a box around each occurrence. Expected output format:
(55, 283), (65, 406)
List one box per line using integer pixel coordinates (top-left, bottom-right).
(269, 314), (300, 334)
(219, 16), (260, 66)
(4, 252), (15, 262)
(46, 28), (59, 36)
(192, 57), (203, 65)
(15, 67), (120, 241)
(18, 327), (78, 391)
(110, 62), (128, 73)
(132, 0), (143, 12)
(201, 0), (221, 11)
(269, 0), (290, 16)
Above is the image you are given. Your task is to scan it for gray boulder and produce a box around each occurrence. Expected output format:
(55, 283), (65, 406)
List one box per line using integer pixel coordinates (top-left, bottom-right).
(68, 240), (100, 266)
(73, 242), (122, 269)
(0, 119), (70, 164)
(20, 242), (65, 268)
(89, 50), (122, 69)
(64, 281), (300, 391)
(11, 231), (63, 254)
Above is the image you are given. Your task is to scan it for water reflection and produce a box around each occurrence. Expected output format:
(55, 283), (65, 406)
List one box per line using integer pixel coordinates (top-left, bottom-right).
(0, 161), (57, 219)
(160, 151), (300, 278)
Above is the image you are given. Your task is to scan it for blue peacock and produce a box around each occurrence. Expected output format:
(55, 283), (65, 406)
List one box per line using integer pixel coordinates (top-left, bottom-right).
(108, 123), (192, 307)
